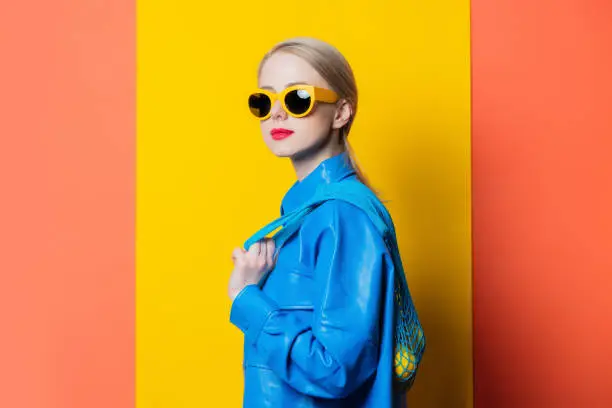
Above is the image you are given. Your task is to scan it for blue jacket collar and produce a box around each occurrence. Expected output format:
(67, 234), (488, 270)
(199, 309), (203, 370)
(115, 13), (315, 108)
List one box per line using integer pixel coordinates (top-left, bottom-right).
(281, 152), (357, 215)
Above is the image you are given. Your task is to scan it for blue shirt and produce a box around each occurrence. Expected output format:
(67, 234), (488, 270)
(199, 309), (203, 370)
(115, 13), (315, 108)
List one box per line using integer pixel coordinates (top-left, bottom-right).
(230, 152), (406, 407)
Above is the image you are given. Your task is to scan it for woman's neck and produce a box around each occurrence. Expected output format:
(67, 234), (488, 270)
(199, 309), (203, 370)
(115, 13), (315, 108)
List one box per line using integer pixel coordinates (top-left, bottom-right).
(292, 142), (345, 182)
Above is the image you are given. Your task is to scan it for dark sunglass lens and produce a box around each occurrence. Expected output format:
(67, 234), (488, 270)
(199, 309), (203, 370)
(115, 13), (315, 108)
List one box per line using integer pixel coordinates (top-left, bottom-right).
(285, 89), (312, 115)
(248, 93), (271, 118)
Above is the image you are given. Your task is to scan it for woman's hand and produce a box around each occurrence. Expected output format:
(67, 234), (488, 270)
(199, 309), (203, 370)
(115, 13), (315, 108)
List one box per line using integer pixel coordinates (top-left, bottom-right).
(228, 238), (276, 302)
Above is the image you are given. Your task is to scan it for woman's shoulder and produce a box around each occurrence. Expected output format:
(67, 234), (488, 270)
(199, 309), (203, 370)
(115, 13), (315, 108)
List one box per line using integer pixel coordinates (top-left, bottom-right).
(301, 194), (386, 243)
(309, 179), (388, 224)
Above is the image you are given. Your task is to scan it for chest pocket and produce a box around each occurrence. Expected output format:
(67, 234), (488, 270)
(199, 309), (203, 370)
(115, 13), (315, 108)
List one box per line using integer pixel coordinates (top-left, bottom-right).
(262, 261), (315, 309)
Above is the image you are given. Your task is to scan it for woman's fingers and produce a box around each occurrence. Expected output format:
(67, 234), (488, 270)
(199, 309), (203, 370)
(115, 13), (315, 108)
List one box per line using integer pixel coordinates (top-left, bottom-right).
(240, 239), (276, 272)
(260, 239), (268, 261)
(265, 239), (275, 267)
(248, 241), (261, 256)
(231, 247), (245, 262)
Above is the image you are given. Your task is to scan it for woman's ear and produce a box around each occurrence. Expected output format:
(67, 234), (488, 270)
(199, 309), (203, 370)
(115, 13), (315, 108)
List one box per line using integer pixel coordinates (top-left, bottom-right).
(331, 99), (353, 130)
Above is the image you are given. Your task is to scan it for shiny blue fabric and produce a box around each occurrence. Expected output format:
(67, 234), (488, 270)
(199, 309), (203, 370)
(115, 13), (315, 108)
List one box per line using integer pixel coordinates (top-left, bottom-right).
(230, 152), (407, 408)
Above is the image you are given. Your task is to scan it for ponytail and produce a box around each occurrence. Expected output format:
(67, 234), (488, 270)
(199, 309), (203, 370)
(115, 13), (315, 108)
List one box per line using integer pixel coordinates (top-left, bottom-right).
(341, 130), (382, 199)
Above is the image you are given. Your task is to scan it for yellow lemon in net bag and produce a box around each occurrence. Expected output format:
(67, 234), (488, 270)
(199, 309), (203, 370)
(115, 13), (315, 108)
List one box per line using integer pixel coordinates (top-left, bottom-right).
(394, 329), (424, 379)
(394, 346), (416, 379)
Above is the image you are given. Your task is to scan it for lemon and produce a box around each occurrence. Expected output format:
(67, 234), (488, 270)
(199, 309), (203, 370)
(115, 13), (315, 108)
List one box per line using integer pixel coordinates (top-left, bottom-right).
(394, 329), (424, 379)
(394, 346), (416, 379)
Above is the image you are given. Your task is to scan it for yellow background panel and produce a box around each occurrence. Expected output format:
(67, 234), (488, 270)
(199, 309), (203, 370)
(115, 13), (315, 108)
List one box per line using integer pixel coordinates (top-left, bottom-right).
(137, 1), (472, 407)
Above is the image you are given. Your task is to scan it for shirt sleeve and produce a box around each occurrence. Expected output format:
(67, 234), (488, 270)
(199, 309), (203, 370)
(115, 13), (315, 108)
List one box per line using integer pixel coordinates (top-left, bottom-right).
(229, 200), (388, 399)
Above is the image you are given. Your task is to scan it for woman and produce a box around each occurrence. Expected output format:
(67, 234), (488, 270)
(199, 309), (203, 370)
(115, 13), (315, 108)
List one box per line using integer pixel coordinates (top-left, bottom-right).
(228, 37), (412, 408)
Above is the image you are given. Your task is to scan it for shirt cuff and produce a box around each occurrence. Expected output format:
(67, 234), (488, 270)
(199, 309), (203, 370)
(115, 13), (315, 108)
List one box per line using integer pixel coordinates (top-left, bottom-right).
(229, 285), (278, 346)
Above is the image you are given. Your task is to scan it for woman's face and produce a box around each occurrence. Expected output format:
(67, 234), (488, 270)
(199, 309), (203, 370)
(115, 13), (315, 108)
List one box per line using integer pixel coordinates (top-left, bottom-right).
(257, 52), (347, 159)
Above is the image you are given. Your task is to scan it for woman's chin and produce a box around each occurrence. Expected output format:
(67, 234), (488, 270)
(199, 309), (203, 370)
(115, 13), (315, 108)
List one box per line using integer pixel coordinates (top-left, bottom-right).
(265, 135), (323, 160)
(267, 143), (299, 158)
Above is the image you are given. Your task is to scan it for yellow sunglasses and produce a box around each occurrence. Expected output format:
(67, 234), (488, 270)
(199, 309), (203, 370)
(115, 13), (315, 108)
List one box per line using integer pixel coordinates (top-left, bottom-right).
(248, 84), (339, 120)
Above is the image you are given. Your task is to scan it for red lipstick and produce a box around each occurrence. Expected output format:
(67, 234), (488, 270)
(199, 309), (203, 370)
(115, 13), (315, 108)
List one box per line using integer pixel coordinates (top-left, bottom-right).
(270, 128), (294, 141)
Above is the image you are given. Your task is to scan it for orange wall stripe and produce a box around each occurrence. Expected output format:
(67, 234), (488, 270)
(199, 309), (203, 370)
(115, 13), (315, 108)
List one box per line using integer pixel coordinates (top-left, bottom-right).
(0, 2), (135, 407)
(471, 0), (612, 406)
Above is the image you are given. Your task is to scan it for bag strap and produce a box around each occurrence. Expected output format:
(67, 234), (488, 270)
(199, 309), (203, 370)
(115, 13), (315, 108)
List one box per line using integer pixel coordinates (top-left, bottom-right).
(244, 180), (392, 252)
(242, 180), (412, 295)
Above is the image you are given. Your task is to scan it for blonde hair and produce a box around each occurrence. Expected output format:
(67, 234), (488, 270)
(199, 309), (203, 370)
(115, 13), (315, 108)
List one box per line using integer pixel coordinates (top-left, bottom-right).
(258, 37), (375, 192)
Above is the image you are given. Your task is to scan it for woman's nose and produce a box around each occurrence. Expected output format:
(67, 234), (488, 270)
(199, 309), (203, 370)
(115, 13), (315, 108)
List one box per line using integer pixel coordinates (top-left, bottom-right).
(270, 100), (287, 121)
